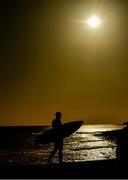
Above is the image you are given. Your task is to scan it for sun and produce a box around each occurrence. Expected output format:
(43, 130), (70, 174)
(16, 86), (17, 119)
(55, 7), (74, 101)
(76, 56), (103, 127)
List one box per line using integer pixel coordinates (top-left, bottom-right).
(86, 16), (101, 28)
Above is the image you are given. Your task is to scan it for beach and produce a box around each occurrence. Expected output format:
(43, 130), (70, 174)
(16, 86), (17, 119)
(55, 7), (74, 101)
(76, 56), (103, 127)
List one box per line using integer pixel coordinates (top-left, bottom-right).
(0, 159), (127, 178)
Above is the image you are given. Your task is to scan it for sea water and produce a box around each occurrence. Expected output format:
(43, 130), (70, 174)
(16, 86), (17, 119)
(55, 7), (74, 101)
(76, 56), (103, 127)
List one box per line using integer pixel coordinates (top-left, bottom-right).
(0, 124), (123, 166)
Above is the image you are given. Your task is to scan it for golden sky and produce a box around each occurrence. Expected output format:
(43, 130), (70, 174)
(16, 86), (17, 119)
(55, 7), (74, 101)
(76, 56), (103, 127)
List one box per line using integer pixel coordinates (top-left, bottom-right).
(1, 0), (128, 125)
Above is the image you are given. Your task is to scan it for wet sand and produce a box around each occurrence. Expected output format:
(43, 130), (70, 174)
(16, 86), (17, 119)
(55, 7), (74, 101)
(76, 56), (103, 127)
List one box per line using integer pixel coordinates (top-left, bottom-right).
(0, 159), (127, 178)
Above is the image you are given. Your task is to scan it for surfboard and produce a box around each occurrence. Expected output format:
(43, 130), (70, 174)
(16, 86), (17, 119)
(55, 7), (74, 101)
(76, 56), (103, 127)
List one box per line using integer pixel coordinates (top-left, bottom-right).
(34, 120), (84, 145)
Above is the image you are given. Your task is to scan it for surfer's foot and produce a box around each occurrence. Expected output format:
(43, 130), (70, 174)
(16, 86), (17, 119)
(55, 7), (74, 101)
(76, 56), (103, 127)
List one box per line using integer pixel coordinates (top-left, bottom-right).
(48, 158), (52, 164)
(59, 160), (64, 164)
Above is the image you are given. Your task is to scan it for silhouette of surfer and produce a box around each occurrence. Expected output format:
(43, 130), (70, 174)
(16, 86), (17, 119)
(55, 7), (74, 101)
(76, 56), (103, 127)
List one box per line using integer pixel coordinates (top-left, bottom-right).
(48, 112), (63, 164)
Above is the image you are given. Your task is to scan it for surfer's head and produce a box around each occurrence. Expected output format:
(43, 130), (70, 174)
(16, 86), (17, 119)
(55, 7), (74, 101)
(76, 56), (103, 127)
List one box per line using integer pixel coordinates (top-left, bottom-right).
(55, 112), (62, 119)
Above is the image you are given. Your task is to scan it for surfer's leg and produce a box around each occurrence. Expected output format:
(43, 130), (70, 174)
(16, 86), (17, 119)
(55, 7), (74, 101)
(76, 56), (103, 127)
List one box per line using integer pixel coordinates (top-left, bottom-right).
(48, 142), (58, 163)
(58, 140), (63, 163)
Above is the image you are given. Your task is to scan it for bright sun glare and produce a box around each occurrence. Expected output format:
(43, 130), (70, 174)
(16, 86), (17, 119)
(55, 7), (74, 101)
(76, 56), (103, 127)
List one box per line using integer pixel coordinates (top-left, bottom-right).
(86, 16), (101, 28)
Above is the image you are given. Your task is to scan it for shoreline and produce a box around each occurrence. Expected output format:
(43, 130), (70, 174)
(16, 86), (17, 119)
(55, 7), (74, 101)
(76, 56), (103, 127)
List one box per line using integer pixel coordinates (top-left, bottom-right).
(0, 159), (127, 178)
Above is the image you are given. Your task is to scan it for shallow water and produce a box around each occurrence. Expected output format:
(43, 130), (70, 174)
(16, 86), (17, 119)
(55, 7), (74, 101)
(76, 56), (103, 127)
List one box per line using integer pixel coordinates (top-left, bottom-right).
(0, 125), (123, 166)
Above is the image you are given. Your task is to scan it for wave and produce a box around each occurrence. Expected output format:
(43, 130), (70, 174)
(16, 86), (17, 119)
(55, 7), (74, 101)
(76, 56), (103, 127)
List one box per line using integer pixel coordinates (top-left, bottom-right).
(69, 145), (116, 151)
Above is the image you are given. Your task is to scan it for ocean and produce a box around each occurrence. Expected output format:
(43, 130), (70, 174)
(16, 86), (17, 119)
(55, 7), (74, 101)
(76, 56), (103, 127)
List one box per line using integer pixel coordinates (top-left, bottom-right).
(0, 124), (124, 166)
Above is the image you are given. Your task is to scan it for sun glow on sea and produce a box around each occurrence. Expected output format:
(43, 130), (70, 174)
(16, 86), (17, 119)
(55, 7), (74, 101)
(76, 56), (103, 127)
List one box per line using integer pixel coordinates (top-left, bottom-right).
(78, 124), (124, 133)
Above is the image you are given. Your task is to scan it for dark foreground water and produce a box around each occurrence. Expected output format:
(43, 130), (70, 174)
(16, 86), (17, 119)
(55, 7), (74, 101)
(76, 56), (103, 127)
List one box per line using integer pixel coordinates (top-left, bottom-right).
(0, 124), (123, 166)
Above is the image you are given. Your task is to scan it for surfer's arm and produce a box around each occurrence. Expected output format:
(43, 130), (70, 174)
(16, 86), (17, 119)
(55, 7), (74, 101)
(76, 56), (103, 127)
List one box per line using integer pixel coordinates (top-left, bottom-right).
(52, 120), (55, 128)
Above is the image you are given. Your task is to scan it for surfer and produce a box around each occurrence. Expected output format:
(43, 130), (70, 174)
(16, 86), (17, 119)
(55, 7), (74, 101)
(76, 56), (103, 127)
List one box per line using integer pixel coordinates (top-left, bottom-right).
(48, 112), (63, 164)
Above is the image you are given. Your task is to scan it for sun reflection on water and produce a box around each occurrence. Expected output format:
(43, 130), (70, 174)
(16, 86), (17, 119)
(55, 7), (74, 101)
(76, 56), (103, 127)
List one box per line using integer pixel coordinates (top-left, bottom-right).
(78, 124), (123, 133)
